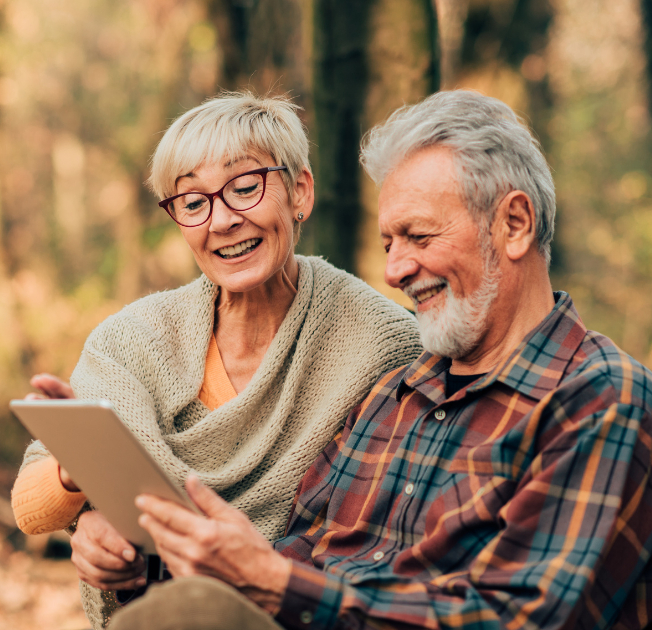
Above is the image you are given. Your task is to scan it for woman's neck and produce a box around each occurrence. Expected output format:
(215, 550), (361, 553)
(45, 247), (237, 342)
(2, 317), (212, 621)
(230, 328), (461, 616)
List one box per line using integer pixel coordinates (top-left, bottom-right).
(213, 258), (299, 393)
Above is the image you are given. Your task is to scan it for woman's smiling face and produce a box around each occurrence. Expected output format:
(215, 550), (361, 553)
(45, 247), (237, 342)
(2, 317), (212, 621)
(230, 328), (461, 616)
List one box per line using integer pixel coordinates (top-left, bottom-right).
(174, 154), (313, 294)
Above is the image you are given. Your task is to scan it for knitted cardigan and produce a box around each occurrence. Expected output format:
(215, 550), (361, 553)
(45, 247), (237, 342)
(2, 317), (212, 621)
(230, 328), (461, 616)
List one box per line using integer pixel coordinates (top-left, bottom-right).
(21, 255), (422, 629)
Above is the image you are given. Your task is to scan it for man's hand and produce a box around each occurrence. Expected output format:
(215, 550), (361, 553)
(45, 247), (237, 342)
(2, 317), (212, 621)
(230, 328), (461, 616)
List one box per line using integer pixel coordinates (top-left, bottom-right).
(71, 511), (146, 591)
(136, 475), (291, 615)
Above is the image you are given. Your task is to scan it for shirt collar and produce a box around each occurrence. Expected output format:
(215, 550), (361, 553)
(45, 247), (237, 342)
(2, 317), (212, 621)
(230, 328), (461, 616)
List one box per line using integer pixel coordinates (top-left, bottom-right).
(396, 292), (587, 404)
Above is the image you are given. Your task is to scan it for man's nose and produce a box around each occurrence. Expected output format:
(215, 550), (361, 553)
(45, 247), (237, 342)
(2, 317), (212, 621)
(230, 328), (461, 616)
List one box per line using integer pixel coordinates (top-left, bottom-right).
(209, 200), (245, 233)
(384, 243), (420, 289)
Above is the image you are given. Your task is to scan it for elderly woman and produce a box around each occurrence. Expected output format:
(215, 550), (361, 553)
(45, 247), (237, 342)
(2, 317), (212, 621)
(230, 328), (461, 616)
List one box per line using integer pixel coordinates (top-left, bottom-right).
(11, 92), (421, 629)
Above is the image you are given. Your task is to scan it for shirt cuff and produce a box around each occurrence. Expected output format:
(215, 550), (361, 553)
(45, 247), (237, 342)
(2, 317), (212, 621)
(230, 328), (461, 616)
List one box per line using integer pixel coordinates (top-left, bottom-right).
(275, 561), (345, 630)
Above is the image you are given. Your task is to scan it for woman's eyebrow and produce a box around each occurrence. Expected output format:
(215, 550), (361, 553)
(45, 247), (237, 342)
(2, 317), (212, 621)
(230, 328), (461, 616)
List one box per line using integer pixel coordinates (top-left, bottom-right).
(173, 155), (264, 190)
(223, 155), (262, 168)
(174, 172), (195, 187)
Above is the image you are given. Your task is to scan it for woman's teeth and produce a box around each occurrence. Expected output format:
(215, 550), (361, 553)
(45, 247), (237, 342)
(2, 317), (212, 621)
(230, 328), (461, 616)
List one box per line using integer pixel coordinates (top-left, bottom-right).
(416, 284), (446, 303)
(217, 238), (261, 259)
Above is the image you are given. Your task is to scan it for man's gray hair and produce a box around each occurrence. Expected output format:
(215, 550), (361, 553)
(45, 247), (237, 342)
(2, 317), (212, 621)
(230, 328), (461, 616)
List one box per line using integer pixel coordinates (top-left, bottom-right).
(360, 90), (555, 265)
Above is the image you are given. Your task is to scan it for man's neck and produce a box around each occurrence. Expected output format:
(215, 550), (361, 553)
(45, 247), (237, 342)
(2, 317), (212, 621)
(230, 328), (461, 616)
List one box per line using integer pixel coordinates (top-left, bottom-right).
(450, 269), (555, 376)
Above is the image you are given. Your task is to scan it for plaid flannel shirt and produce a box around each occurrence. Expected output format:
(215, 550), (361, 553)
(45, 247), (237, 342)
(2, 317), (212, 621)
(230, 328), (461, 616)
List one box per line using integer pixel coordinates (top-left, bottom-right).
(273, 292), (652, 630)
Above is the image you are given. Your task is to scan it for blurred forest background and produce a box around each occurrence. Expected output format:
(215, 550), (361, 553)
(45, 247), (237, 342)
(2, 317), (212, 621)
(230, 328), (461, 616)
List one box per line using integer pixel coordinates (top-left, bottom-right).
(0, 0), (652, 626)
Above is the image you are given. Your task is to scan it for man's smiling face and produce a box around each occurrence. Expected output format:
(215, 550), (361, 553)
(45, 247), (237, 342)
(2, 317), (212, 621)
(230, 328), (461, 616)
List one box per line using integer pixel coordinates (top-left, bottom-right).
(379, 146), (500, 358)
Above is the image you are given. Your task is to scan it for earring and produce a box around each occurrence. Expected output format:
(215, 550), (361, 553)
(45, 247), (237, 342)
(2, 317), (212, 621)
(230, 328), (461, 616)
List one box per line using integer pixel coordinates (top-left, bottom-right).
(297, 212), (304, 221)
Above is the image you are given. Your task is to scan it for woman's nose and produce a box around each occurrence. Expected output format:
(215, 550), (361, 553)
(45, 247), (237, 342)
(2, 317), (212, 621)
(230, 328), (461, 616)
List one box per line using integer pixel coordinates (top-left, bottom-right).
(209, 200), (245, 233)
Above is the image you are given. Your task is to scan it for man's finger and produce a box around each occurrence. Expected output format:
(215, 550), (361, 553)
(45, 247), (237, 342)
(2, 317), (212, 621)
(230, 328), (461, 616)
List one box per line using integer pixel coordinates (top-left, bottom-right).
(138, 513), (196, 559)
(141, 542), (191, 579)
(185, 475), (232, 520)
(136, 495), (200, 534)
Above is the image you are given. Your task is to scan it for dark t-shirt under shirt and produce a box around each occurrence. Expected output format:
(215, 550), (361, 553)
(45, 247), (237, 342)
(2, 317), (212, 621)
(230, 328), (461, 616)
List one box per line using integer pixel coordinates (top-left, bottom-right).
(445, 370), (486, 398)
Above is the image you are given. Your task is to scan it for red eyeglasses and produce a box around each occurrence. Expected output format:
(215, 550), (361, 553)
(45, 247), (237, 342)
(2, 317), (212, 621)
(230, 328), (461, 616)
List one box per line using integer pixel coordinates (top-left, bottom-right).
(158, 166), (288, 227)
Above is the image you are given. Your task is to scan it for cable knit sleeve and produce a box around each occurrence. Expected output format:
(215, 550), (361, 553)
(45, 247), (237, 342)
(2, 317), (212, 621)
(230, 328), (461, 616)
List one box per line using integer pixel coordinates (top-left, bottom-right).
(11, 456), (87, 535)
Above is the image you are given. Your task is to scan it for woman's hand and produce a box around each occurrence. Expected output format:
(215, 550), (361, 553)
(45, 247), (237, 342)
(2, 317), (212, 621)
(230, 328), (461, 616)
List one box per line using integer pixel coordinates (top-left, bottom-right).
(136, 476), (291, 614)
(70, 511), (146, 591)
(58, 465), (81, 492)
(27, 373), (75, 400)
(26, 373), (80, 492)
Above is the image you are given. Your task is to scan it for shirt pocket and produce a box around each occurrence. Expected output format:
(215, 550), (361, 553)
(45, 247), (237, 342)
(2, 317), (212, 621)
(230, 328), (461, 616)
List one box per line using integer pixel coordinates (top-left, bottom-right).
(437, 441), (518, 535)
(414, 474), (515, 573)
(396, 472), (516, 577)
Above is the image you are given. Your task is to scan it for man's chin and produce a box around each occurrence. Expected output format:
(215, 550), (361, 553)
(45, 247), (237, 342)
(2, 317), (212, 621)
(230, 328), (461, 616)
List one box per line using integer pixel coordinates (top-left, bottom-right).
(416, 296), (489, 360)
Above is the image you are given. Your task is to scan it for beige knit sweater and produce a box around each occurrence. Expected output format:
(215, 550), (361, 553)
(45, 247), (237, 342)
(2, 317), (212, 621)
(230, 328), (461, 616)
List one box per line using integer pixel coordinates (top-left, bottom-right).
(21, 255), (422, 629)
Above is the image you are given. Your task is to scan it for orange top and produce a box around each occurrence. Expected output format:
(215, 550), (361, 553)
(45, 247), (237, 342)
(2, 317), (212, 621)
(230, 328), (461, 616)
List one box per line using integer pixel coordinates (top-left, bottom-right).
(198, 335), (238, 409)
(12, 337), (236, 534)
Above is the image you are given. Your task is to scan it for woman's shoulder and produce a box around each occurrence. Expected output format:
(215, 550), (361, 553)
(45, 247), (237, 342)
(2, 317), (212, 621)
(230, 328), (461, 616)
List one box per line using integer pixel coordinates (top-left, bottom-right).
(297, 255), (422, 382)
(87, 275), (216, 345)
(299, 255), (420, 340)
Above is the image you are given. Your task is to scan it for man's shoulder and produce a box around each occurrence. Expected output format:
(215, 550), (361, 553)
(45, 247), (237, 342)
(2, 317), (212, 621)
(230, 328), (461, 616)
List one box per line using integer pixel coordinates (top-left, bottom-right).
(357, 362), (415, 415)
(565, 329), (652, 409)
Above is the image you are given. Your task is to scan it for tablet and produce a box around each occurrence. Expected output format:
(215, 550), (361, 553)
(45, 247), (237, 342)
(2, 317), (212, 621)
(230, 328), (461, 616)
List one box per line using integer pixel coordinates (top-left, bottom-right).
(10, 399), (200, 554)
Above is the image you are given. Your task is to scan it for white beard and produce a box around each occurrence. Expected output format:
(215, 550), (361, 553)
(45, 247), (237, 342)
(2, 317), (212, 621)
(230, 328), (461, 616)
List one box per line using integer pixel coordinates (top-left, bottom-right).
(405, 261), (501, 360)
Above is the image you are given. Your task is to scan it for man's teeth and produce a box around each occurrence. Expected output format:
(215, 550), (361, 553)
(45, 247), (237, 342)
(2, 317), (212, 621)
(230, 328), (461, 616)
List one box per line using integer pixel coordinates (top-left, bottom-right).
(416, 285), (445, 303)
(217, 238), (261, 259)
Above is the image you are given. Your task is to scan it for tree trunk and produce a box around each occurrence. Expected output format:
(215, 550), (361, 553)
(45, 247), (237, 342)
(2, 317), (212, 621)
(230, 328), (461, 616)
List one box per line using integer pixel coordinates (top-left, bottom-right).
(209, 0), (309, 103)
(357, 0), (440, 302)
(451, 0), (559, 268)
(640, 0), (652, 109)
(310, 0), (439, 275)
(306, 0), (373, 272)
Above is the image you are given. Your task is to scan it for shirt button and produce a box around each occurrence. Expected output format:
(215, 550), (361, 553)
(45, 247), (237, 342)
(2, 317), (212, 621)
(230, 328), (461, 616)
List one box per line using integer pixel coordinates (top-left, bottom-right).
(300, 611), (313, 624)
(373, 551), (385, 561)
(405, 483), (414, 495)
(434, 409), (446, 420)
(476, 487), (485, 497)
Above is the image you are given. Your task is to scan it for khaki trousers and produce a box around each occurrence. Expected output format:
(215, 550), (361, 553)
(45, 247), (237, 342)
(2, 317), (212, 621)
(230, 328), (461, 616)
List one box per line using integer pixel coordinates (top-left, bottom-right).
(108, 577), (284, 630)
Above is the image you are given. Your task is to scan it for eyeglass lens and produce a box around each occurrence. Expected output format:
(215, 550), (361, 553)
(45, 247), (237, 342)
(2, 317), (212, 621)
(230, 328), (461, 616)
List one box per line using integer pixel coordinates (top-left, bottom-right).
(168, 172), (265, 226)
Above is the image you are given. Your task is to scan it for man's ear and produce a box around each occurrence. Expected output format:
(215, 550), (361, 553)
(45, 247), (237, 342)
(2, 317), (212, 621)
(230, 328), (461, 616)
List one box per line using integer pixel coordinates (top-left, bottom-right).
(292, 167), (315, 221)
(495, 190), (536, 261)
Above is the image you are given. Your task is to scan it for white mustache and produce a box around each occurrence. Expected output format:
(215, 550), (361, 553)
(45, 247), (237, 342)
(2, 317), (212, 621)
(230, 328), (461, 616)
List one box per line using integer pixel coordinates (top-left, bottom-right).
(403, 277), (448, 301)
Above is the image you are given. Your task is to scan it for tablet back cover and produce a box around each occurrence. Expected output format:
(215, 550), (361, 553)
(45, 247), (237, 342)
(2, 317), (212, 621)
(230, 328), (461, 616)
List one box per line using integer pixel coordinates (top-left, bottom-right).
(10, 399), (197, 554)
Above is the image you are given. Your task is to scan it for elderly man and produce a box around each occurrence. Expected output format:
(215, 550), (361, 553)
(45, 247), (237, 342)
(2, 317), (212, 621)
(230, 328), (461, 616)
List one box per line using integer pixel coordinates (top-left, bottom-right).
(111, 90), (652, 630)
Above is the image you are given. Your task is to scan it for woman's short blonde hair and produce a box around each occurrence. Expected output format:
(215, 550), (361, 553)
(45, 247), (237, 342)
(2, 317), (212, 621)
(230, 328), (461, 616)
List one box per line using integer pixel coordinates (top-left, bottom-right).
(148, 91), (311, 201)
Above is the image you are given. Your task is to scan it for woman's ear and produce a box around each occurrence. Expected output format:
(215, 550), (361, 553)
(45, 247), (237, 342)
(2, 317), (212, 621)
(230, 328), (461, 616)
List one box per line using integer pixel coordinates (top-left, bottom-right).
(495, 190), (537, 261)
(292, 167), (314, 221)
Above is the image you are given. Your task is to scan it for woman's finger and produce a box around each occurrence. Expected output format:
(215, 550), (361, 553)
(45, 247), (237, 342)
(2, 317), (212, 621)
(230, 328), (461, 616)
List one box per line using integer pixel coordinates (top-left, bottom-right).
(76, 511), (139, 564)
(72, 536), (144, 573)
(58, 465), (80, 492)
(24, 393), (46, 400)
(73, 549), (146, 591)
(72, 548), (144, 582)
(29, 373), (75, 399)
